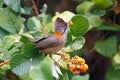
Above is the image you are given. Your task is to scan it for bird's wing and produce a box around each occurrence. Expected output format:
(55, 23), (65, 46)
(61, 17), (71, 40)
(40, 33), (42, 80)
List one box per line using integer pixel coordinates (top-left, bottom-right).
(34, 37), (49, 44)
(34, 35), (61, 49)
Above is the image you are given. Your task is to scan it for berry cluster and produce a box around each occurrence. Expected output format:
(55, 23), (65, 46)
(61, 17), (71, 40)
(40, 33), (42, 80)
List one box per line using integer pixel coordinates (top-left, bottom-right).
(67, 55), (88, 74)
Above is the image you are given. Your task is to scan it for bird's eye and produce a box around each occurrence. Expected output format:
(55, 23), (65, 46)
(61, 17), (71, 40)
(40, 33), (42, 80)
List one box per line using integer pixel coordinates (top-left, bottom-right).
(62, 24), (67, 27)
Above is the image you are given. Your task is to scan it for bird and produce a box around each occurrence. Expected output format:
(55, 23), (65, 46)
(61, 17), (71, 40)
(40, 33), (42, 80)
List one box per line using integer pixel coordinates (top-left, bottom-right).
(34, 17), (71, 65)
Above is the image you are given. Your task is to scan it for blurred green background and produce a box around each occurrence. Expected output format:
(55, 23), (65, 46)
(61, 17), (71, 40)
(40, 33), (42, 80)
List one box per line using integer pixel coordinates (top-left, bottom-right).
(0, 0), (120, 80)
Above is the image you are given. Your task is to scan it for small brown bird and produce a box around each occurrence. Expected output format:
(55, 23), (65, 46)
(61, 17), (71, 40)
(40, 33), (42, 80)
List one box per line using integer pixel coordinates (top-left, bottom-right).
(34, 17), (71, 64)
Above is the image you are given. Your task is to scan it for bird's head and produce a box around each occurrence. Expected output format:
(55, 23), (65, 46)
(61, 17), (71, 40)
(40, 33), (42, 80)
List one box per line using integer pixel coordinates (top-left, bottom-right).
(54, 17), (72, 34)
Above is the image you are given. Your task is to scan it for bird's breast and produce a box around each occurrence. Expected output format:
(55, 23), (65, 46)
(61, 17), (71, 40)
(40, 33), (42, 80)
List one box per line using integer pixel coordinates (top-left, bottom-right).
(41, 39), (65, 54)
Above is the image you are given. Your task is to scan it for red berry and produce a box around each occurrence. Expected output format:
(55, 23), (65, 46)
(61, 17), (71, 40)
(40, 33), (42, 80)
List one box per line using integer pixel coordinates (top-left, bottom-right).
(74, 70), (80, 74)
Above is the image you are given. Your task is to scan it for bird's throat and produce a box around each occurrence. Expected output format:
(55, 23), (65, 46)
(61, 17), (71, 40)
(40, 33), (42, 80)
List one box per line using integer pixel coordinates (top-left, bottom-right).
(54, 31), (63, 39)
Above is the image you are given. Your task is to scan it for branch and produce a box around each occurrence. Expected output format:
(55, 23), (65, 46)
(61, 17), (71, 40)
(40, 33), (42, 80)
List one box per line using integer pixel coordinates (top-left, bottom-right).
(31, 0), (39, 16)
(0, 60), (10, 67)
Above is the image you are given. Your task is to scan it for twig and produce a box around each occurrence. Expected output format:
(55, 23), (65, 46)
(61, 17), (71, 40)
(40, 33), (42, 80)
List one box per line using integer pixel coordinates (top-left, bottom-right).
(31, 0), (39, 16)
(100, 32), (109, 41)
(89, 47), (96, 53)
(114, 0), (118, 7)
(0, 60), (10, 67)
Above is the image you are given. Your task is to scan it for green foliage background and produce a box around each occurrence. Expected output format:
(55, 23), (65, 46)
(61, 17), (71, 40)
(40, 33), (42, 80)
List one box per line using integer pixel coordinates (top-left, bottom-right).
(0, 0), (120, 80)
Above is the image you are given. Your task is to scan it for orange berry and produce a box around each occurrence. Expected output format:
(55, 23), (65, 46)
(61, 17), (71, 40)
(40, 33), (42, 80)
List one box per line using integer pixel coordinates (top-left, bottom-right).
(77, 57), (85, 63)
(81, 64), (88, 72)
(74, 55), (79, 59)
(76, 64), (80, 69)
(69, 64), (76, 71)
(68, 61), (72, 65)
(68, 55), (88, 74)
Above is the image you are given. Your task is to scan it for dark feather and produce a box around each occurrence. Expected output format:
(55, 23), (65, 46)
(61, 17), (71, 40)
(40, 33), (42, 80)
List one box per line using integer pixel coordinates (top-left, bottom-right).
(35, 37), (48, 44)
(34, 35), (61, 50)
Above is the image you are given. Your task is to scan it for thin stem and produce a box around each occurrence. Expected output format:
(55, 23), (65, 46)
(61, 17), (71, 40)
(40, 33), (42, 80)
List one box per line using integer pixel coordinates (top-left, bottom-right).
(0, 60), (10, 67)
(31, 0), (39, 16)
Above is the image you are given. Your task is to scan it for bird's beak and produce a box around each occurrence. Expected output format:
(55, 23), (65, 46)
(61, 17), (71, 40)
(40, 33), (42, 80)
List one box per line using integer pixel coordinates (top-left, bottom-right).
(67, 20), (73, 26)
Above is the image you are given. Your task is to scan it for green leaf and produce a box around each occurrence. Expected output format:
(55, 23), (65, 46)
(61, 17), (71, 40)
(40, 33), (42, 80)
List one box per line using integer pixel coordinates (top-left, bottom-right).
(29, 68), (43, 80)
(97, 24), (120, 31)
(76, 1), (95, 14)
(65, 32), (72, 47)
(62, 72), (69, 80)
(0, 48), (7, 59)
(10, 54), (27, 69)
(22, 7), (32, 15)
(86, 14), (103, 29)
(0, 53), (4, 59)
(40, 4), (47, 13)
(12, 59), (31, 75)
(27, 16), (42, 31)
(40, 61), (53, 80)
(51, 66), (59, 79)
(10, 54), (31, 75)
(92, 0), (113, 8)
(20, 34), (32, 44)
(62, 70), (74, 80)
(0, 75), (3, 80)
(4, 0), (21, 13)
(95, 36), (117, 58)
(30, 61), (53, 80)
(2, 36), (16, 49)
(92, 9), (106, 16)
(31, 53), (44, 67)
(15, 42), (24, 48)
(20, 73), (32, 80)
(70, 15), (89, 37)
(38, 14), (52, 24)
(112, 53), (120, 69)
(23, 42), (39, 58)
(0, 8), (25, 34)
(0, 28), (9, 38)
(0, 0), (3, 7)
(0, 35), (19, 60)
(106, 66), (120, 80)
(113, 53), (120, 64)
(51, 65), (62, 78)
(8, 47), (19, 55)
(72, 74), (89, 80)
(70, 37), (85, 51)
(54, 65), (62, 75)
(2, 47), (19, 60)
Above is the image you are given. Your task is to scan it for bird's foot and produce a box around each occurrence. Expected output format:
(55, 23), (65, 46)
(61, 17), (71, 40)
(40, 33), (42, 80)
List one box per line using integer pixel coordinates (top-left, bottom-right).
(60, 52), (68, 60)
(49, 54), (60, 67)
(55, 52), (68, 61)
(54, 61), (60, 68)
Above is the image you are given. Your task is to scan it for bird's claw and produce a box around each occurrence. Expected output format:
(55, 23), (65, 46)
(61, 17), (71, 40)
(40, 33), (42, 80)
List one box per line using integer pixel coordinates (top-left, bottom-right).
(54, 61), (60, 68)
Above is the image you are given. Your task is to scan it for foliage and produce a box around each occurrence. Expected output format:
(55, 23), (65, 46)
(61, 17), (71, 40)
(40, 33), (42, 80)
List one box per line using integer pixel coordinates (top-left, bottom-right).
(0, 0), (120, 80)
(95, 36), (117, 58)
